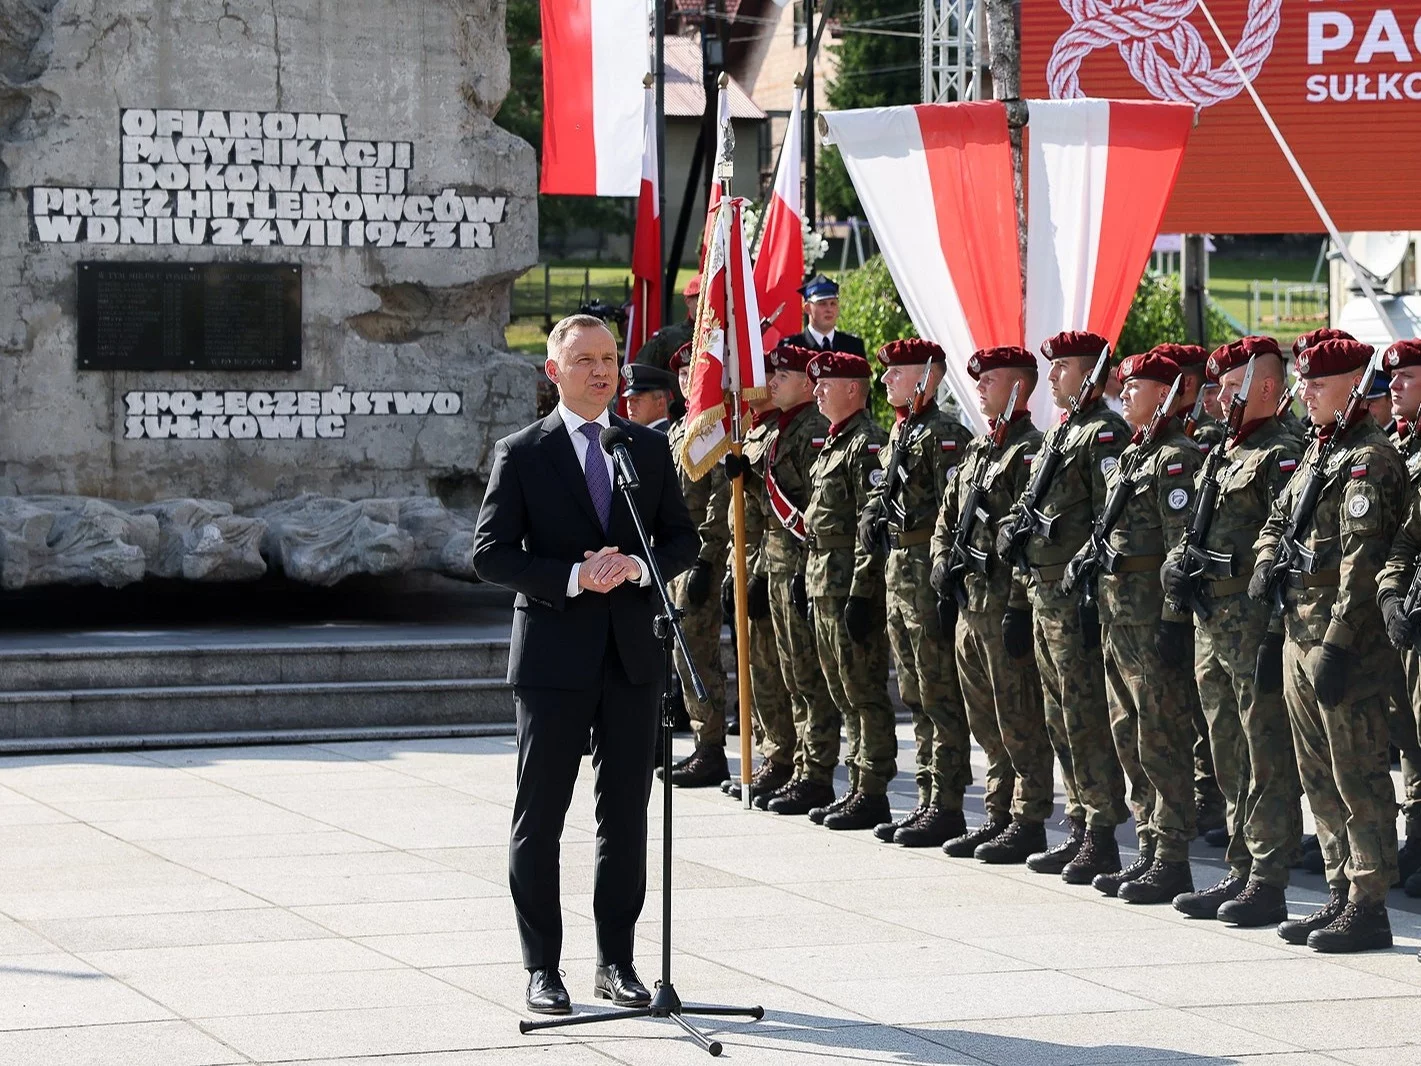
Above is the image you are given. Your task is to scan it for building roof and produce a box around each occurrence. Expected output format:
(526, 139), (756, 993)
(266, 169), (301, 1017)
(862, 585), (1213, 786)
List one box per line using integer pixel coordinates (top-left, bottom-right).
(663, 35), (767, 120)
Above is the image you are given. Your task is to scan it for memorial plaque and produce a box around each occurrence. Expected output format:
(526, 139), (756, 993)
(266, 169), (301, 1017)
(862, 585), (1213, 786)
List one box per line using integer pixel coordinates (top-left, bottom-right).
(77, 262), (301, 371)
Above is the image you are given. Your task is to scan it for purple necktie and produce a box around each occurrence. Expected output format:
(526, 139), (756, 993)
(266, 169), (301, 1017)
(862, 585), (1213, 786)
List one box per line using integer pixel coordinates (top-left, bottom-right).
(579, 422), (612, 530)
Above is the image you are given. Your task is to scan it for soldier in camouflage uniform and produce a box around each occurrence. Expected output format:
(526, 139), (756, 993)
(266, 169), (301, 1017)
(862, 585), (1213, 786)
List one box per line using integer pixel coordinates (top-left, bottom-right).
(758, 345), (838, 815)
(1378, 338), (1421, 899)
(998, 330), (1130, 884)
(1251, 337), (1406, 953)
(1061, 350), (1203, 904)
(932, 345), (1056, 863)
(662, 345), (732, 787)
(1165, 337), (1306, 927)
(795, 350), (895, 830)
(633, 278), (698, 372)
(855, 339), (973, 847)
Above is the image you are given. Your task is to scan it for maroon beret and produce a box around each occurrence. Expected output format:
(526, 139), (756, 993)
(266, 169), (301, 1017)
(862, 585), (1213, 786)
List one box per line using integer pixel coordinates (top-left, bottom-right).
(1384, 340), (1421, 370)
(878, 337), (945, 366)
(967, 345), (1037, 381)
(1292, 327), (1354, 357)
(806, 351), (871, 381)
(1116, 352), (1181, 386)
(669, 342), (692, 372)
(1204, 336), (1283, 383)
(1042, 330), (1109, 360)
(767, 343), (815, 373)
(1144, 342), (1209, 369)
(1296, 338), (1374, 379)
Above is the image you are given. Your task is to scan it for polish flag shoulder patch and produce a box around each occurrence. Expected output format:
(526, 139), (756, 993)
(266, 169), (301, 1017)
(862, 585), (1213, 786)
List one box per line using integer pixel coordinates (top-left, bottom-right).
(940, 440), (958, 452)
(867, 443), (882, 453)
(1096, 430), (1116, 444)
(1278, 458), (1298, 473)
(1350, 463), (1368, 479)
(1165, 461), (1184, 477)
(1023, 453), (1036, 466)
(811, 437), (825, 449)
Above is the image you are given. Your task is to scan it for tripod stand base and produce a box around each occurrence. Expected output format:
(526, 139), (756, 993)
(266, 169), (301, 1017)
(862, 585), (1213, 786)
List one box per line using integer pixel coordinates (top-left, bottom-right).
(518, 983), (763, 1057)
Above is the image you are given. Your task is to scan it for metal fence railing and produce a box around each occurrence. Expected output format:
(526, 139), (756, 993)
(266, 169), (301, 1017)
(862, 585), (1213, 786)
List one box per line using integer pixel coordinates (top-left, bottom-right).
(1249, 279), (1329, 332)
(512, 265), (632, 332)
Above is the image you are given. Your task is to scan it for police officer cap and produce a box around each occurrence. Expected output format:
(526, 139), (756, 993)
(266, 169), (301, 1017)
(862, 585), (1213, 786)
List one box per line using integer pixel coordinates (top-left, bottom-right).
(1296, 338), (1373, 379)
(878, 338), (945, 367)
(797, 273), (839, 303)
(1384, 339), (1421, 370)
(1292, 327), (1354, 358)
(1116, 351), (1181, 386)
(806, 351), (871, 381)
(621, 362), (676, 393)
(967, 345), (1036, 381)
(768, 343), (816, 373)
(1042, 330), (1109, 361)
(1367, 371), (1391, 401)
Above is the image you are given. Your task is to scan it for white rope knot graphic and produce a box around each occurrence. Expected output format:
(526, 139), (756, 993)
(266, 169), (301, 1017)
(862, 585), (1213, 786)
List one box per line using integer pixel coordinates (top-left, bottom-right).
(1046, 0), (1282, 106)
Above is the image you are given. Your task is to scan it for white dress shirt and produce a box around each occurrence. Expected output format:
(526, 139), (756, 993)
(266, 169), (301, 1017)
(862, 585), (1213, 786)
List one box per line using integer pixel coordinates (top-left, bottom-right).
(558, 402), (650, 597)
(806, 326), (836, 349)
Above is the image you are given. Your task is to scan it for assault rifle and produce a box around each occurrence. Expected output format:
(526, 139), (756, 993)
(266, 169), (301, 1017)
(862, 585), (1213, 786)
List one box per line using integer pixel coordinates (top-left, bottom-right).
(869, 355), (939, 556)
(1060, 373), (1182, 604)
(1166, 356), (1257, 620)
(1181, 386), (1208, 441)
(940, 380), (1021, 606)
(1002, 345), (1112, 572)
(1276, 375), (1302, 419)
(1261, 352), (1382, 616)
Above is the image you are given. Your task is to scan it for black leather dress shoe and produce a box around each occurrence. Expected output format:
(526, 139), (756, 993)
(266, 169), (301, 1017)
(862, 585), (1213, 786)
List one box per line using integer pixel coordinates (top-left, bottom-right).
(526, 968), (571, 1015)
(594, 962), (651, 1006)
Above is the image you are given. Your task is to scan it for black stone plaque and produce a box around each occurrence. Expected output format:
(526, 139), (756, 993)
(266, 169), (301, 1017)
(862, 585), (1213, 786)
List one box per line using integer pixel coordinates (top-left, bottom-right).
(77, 261), (301, 371)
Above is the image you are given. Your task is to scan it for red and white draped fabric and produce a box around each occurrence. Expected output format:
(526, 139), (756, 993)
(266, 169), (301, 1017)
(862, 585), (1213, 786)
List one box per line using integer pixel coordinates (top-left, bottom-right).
(697, 87), (733, 273)
(538, 0), (647, 196)
(819, 103), (1023, 433)
(753, 87), (804, 351)
(681, 197), (768, 481)
(628, 81), (662, 355)
(1024, 99), (1194, 356)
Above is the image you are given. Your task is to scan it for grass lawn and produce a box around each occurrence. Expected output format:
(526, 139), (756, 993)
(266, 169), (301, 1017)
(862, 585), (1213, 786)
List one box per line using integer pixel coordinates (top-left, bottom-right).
(1209, 253), (1326, 347)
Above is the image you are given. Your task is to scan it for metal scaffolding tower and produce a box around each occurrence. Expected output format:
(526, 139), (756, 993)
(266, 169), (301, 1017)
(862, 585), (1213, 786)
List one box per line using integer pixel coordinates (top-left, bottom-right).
(921, 0), (985, 104)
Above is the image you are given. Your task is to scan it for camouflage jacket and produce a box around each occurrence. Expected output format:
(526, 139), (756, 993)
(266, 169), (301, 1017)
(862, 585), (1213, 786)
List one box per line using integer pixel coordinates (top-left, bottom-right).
(1190, 411), (1226, 454)
(805, 408), (887, 599)
(756, 402), (829, 576)
(633, 318), (693, 371)
(860, 406), (972, 592)
(1098, 420), (1202, 627)
(932, 413), (1040, 614)
(1253, 416), (1407, 648)
(667, 417), (730, 566)
(1378, 495), (1421, 607)
(1388, 424), (1421, 488)
(1006, 399), (1130, 611)
(714, 412), (775, 577)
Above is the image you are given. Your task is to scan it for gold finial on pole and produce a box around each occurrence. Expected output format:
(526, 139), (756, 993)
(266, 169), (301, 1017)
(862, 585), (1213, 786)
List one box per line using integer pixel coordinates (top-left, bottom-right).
(718, 71), (730, 90)
(643, 72), (654, 88)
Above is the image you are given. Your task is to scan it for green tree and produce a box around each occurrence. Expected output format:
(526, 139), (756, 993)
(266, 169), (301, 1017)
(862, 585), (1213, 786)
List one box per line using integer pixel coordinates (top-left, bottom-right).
(1116, 272), (1238, 357)
(837, 254), (918, 425)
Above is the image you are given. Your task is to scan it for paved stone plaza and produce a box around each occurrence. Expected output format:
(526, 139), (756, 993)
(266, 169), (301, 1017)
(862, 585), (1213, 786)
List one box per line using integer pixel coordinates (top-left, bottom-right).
(1, 728), (1418, 1065)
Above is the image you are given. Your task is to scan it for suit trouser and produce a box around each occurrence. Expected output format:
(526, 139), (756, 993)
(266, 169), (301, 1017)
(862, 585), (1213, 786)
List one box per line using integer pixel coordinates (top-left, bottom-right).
(510, 645), (658, 969)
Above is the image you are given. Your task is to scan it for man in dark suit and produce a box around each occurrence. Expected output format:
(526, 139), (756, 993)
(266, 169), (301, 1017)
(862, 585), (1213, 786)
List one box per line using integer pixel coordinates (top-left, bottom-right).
(782, 274), (866, 356)
(472, 314), (699, 1016)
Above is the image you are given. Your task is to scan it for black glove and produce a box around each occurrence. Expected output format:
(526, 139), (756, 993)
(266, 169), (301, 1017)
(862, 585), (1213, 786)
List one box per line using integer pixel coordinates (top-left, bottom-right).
(721, 571), (735, 619)
(1247, 562), (1271, 603)
(1001, 606), (1032, 660)
(1077, 600), (1100, 652)
(746, 573), (770, 620)
(936, 596), (958, 635)
(1381, 592), (1414, 650)
(1160, 557), (1190, 608)
(844, 596), (873, 644)
(723, 452), (748, 480)
(1060, 552), (1086, 597)
(994, 522), (1015, 561)
(1312, 641), (1349, 708)
(685, 560), (713, 607)
(1155, 619), (1193, 669)
(857, 499), (886, 555)
(1254, 630), (1284, 693)
(930, 558), (949, 597)
(791, 572), (809, 619)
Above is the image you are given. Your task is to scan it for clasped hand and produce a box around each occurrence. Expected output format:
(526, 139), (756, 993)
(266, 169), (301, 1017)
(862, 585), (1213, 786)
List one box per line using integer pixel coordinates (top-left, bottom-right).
(578, 545), (641, 592)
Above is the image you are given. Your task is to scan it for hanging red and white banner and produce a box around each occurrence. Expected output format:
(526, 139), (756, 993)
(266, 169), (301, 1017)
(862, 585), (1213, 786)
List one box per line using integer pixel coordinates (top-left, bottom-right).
(539, 0), (647, 196)
(820, 102), (1022, 433)
(681, 197), (768, 481)
(628, 82), (662, 355)
(1024, 99), (1194, 360)
(753, 87), (804, 351)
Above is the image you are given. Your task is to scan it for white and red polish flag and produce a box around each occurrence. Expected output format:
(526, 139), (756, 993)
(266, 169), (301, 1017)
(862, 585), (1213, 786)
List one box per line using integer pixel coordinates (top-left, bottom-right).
(819, 103), (1023, 434)
(539, 0), (648, 196)
(1024, 99), (1194, 357)
(680, 197), (769, 481)
(753, 87), (804, 352)
(628, 81), (662, 354)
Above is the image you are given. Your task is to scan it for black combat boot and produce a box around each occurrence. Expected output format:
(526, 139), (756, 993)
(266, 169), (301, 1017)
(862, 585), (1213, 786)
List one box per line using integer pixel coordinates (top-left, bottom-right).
(1292, 834), (1325, 875)
(974, 818), (1048, 864)
(1216, 880), (1289, 927)
(670, 745), (730, 788)
(1026, 816), (1086, 874)
(1117, 859), (1194, 904)
(1173, 873), (1245, 918)
(943, 815), (1010, 858)
(1406, 868), (1421, 898)
(824, 791), (892, 831)
(1278, 886), (1347, 945)
(1093, 839), (1155, 898)
(895, 805), (966, 848)
(725, 758), (793, 802)
(1061, 828), (1121, 885)
(753, 775), (796, 810)
(656, 750), (696, 781)
(1203, 826), (1230, 847)
(1397, 816), (1421, 886)
(1307, 900), (1393, 953)
(1195, 796), (1226, 836)
(875, 804), (928, 843)
(808, 789), (853, 824)
(767, 779), (836, 816)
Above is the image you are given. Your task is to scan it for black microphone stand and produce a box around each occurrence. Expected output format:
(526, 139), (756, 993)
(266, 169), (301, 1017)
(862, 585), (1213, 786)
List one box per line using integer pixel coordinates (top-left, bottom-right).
(519, 436), (763, 1056)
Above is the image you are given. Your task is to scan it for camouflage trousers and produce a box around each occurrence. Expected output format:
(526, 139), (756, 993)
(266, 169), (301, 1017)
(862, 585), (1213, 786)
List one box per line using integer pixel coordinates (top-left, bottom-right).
(1283, 634), (1399, 904)
(957, 605), (1054, 823)
(1192, 695), (1226, 816)
(768, 573), (834, 780)
(1102, 623), (1196, 862)
(749, 607), (794, 767)
(1393, 647), (1421, 827)
(1033, 600), (1128, 828)
(811, 593), (896, 794)
(1196, 600), (1303, 888)
(671, 569), (727, 747)
(886, 561), (971, 810)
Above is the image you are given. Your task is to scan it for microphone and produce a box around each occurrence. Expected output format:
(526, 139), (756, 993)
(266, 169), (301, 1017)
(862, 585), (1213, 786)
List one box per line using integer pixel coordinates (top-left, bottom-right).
(600, 425), (640, 489)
